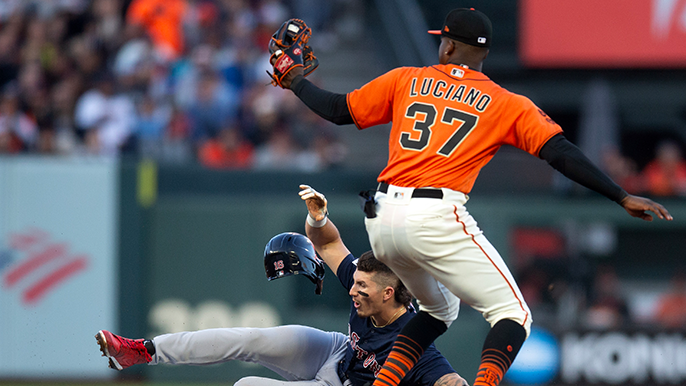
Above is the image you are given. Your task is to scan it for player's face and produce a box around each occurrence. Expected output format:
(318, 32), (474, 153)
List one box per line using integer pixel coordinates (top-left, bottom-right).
(350, 270), (386, 319)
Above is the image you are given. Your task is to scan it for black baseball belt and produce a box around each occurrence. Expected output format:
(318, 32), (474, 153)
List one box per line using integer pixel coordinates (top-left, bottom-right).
(377, 182), (443, 199)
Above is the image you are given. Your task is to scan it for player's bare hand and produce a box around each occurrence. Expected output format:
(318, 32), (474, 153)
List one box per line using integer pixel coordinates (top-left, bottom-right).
(269, 54), (304, 89)
(435, 373), (469, 386)
(282, 67), (303, 89)
(620, 195), (673, 221)
(299, 184), (328, 220)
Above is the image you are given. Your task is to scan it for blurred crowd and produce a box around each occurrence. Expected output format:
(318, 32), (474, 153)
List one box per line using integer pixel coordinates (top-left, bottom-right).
(604, 139), (686, 198)
(514, 227), (686, 331)
(0, 0), (349, 171)
(3, 0), (686, 189)
(578, 265), (686, 330)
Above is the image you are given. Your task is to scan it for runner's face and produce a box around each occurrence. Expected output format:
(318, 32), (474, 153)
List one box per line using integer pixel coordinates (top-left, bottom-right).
(349, 270), (384, 319)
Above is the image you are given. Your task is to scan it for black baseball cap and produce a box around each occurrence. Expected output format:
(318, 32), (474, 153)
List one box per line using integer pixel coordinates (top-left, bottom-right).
(428, 8), (492, 48)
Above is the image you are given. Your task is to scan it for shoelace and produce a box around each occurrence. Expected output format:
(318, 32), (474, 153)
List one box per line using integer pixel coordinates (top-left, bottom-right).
(121, 337), (152, 361)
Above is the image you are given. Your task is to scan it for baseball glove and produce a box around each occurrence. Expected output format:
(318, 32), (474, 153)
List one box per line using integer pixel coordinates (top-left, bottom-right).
(267, 19), (319, 88)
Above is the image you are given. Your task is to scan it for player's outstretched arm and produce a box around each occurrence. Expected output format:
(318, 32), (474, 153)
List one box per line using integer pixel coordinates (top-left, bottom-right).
(299, 184), (350, 275)
(289, 76), (354, 125)
(620, 195), (673, 221)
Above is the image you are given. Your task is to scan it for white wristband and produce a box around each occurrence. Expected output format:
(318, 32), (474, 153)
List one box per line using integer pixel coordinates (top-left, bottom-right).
(307, 213), (328, 228)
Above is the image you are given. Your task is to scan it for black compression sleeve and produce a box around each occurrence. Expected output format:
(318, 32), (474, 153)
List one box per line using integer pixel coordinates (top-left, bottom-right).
(291, 75), (354, 125)
(539, 134), (628, 203)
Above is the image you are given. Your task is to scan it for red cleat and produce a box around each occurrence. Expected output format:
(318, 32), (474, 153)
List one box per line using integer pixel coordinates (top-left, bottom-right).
(95, 330), (152, 370)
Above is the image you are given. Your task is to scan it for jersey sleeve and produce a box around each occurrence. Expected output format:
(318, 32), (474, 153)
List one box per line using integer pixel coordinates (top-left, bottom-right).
(506, 94), (563, 156)
(336, 254), (357, 291)
(346, 68), (405, 130)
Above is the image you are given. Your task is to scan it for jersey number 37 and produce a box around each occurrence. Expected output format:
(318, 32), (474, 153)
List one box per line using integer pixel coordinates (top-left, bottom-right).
(401, 102), (478, 157)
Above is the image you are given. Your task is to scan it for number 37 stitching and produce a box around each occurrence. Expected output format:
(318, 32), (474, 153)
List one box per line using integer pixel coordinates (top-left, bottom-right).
(400, 102), (479, 157)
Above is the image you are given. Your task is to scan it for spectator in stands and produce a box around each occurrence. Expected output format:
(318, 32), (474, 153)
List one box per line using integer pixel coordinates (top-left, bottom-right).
(653, 269), (686, 329)
(69, 34), (106, 83)
(18, 61), (50, 117)
(50, 75), (84, 154)
(584, 265), (630, 329)
(309, 131), (348, 170)
(43, 14), (74, 80)
(29, 89), (57, 154)
(113, 22), (157, 96)
(602, 147), (642, 194)
(183, 0), (221, 49)
(3, 0), (88, 20)
(214, 5), (256, 94)
(185, 67), (239, 146)
(641, 140), (686, 197)
(18, 63), (48, 110)
(134, 95), (172, 159)
(219, 0), (264, 94)
(126, 0), (188, 62)
(253, 126), (321, 172)
(282, 95), (349, 170)
(198, 123), (254, 169)
(92, 0), (124, 54)
(114, 22), (152, 78)
(0, 88), (38, 152)
(0, 0), (346, 165)
(20, 16), (49, 65)
(73, 72), (135, 155)
(158, 107), (193, 164)
(241, 84), (286, 146)
(0, 24), (21, 89)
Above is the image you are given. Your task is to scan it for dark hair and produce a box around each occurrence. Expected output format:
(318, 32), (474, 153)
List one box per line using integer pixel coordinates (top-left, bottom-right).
(357, 250), (413, 307)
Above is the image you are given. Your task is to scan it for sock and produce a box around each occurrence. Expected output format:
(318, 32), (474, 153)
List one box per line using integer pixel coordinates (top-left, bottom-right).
(373, 311), (447, 386)
(473, 319), (526, 386)
(144, 339), (156, 356)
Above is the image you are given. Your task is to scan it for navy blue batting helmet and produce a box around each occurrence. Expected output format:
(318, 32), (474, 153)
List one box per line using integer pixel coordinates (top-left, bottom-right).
(264, 232), (325, 295)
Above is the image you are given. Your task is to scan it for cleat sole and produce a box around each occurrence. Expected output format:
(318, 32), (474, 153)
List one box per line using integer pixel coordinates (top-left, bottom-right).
(95, 330), (123, 370)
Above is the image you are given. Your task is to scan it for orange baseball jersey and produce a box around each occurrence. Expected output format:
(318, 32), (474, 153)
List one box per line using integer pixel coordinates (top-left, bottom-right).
(346, 64), (563, 193)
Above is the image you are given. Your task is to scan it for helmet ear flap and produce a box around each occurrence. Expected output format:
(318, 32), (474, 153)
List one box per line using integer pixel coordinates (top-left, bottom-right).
(315, 279), (323, 295)
(303, 256), (326, 295)
(313, 257), (325, 295)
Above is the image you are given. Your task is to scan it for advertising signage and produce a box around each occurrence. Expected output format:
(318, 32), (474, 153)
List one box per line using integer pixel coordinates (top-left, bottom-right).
(520, 0), (686, 68)
(0, 158), (117, 379)
(507, 327), (686, 386)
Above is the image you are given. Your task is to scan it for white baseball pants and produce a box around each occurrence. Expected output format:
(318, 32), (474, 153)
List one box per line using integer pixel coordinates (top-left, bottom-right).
(152, 325), (348, 386)
(365, 184), (532, 336)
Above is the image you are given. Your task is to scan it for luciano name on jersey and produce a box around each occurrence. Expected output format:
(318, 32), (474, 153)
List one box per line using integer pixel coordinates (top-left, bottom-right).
(408, 77), (492, 113)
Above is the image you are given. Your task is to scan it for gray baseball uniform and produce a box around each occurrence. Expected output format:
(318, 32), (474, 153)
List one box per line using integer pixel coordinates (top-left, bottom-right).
(152, 325), (347, 386)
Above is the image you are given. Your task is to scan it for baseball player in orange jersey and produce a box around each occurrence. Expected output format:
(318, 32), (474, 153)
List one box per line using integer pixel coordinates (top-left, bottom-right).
(271, 8), (673, 386)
